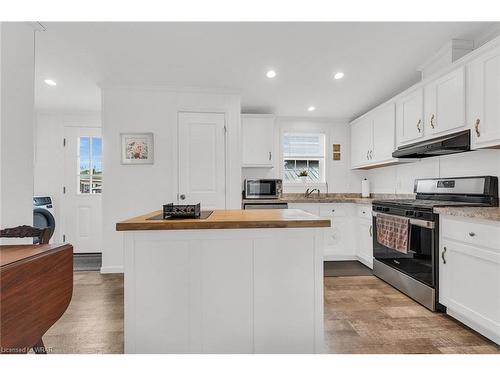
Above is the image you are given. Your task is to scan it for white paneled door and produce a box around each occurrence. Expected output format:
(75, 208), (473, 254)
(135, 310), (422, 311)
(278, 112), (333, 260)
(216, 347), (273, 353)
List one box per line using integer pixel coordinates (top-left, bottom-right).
(178, 112), (226, 209)
(63, 127), (102, 254)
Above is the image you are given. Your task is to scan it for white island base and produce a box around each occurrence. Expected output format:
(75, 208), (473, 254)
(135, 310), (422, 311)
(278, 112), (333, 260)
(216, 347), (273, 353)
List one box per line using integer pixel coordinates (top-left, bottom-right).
(123, 227), (324, 353)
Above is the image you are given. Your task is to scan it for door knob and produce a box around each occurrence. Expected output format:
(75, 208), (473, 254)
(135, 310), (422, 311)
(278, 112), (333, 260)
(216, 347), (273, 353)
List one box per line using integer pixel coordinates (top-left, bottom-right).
(179, 194), (186, 200)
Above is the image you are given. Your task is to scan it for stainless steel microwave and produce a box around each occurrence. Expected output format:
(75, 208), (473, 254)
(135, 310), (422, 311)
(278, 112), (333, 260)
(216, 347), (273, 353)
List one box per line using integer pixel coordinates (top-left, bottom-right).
(244, 179), (283, 199)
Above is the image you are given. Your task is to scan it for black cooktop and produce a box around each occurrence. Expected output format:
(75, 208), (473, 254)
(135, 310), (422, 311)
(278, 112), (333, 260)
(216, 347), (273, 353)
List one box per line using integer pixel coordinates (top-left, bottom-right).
(372, 198), (490, 210)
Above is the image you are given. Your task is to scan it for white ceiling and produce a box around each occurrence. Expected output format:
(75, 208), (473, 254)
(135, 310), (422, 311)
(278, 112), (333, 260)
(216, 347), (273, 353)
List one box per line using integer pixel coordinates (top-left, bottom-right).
(35, 22), (498, 119)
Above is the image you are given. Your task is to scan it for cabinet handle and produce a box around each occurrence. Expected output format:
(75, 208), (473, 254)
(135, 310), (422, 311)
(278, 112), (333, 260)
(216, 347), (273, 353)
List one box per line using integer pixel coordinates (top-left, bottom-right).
(475, 119), (481, 137)
(366, 150), (370, 160)
(430, 114), (435, 129)
(416, 119), (422, 133)
(179, 194), (186, 200)
(370, 150), (373, 159)
(369, 225), (373, 237)
(269, 151), (272, 161)
(468, 232), (476, 237)
(331, 209), (335, 212)
(442, 246), (447, 264)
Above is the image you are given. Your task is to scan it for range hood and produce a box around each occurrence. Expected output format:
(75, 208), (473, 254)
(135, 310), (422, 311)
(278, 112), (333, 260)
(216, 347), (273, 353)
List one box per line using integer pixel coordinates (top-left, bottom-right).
(392, 130), (470, 159)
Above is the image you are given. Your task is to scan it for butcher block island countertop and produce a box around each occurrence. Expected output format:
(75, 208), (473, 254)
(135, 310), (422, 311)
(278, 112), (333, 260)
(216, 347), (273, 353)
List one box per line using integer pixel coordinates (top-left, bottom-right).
(116, 208), (330, 231)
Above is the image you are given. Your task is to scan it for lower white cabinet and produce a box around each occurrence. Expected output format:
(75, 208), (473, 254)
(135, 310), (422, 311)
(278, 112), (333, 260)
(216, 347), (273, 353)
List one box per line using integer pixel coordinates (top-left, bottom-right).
(288, 202), (373, 267)
(319, 204), (356, 261)
(439, 216), (500, 345)
(356, 205), (373, 269)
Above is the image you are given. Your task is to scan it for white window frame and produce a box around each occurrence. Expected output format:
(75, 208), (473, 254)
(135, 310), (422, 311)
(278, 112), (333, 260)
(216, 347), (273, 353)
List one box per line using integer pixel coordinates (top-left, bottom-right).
(77, 136), (103, 195)
(280, 131), (327, 186)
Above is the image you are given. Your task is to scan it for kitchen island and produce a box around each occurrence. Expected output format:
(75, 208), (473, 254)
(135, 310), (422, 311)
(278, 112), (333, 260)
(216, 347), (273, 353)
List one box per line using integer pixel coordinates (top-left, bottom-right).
(116, 209), (330, 354)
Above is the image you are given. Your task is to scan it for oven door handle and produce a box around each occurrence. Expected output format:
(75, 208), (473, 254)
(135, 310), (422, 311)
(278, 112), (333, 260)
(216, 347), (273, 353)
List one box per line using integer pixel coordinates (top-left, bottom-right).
(372, 211), (435, 229)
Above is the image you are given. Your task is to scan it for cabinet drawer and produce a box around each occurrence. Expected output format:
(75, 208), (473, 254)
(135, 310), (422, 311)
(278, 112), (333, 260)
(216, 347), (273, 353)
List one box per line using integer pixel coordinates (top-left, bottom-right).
(441, 216), (500, 252)
(357, 205), (372, 220)
(319, 204), (349, 218)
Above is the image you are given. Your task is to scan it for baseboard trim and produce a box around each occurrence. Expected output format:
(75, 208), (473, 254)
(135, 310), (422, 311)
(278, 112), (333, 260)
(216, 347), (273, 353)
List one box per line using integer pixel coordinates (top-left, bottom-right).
(100, 265), (124, 274)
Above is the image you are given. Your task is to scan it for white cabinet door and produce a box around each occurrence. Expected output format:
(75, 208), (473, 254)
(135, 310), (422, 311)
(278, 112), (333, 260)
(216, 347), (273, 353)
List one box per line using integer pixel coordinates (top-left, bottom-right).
(468, 45), (500, 149)
(372, 102), (396, 163)
(357, 219), (373, 269)
(396, 87), (424, 145)
(425, 66), (466, 136)
(241, 115), (274, 167)
(178, 112), (226, 209)
(320, 204), (356, 260)
(350, 117), (373, 167)
(439, 239), (500, 344)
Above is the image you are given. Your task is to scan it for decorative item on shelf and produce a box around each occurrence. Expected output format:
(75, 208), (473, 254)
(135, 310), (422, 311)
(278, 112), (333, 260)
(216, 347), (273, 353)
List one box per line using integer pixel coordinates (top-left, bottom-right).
(121, 133), (154, 165)
(361, 178), (370, 198)
(298, 170), (308, 183)
(163, 203), (201, 219)
(332, 144), (341, 160)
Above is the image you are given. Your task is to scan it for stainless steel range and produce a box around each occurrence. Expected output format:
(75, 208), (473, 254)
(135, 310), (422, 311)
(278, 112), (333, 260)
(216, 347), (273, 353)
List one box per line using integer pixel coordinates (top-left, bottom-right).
(372, 176), (498, 311)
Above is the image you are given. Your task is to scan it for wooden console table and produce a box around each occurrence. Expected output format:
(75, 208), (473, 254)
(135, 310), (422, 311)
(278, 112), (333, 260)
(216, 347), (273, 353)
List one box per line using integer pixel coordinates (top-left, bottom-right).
(0, 244), (73, 354)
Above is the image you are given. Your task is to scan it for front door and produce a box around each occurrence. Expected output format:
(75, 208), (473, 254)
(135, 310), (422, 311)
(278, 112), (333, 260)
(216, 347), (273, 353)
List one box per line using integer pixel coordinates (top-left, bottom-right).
(177, 112), (226, 209)
(63, 127), (102, 253)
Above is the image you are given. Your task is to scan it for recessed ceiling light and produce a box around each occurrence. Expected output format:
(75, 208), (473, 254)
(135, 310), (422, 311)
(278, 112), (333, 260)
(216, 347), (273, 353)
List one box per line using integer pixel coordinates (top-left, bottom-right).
(44, 79), (57, 86)
(266, 70), (277, 78)
(333, 72), (344, 80)
(308, 106), (316, 112)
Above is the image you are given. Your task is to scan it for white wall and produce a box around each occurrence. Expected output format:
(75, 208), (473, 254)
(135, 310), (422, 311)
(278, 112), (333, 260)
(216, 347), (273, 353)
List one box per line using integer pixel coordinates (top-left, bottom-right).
(33, 111), (101, 243)
(0, 23), (35, 243)
(101, 87), (241, 273)
(242, 117), (366, 194)
(366, 150), (500, 194)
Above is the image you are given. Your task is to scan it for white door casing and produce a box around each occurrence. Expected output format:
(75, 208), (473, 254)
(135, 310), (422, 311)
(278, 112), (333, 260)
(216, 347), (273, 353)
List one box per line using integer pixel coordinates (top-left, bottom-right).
(63, 126), (102, 254)
(177, 112), (226, 209)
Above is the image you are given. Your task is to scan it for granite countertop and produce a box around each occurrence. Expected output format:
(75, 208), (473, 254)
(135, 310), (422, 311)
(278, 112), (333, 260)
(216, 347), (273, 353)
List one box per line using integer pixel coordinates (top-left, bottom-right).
(116, 209), (331, 231)
(242, 193), (414, 205)
(434, 207), (500, 222)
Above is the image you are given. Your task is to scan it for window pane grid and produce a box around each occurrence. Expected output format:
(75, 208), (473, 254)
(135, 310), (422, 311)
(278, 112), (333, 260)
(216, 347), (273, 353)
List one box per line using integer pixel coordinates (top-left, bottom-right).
(282, 132), (325, 183)
(78, 136), (103, 194)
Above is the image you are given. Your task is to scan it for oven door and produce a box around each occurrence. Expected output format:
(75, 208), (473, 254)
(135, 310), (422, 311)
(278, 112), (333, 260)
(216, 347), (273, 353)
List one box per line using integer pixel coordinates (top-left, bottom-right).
(372, 213), (436, 287)
(245, 180), (277, 198)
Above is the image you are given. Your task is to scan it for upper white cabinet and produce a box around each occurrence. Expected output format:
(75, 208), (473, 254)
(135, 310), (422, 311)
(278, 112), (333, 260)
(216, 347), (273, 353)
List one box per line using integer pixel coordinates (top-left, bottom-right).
(350, 102), (395, 169)
(241, 114), (274, 167)
(372, 103), (396, 162)
(424, 66), (466, 136)
(468, 44), (500, 149)
(350, 117), (373, 168)
(396, 87), (424, 145)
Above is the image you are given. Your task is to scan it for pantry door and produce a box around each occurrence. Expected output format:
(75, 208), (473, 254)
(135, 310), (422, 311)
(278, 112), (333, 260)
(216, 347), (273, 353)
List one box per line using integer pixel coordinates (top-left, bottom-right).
(177, 112), (226, 209)
(63, 126), (103, 253)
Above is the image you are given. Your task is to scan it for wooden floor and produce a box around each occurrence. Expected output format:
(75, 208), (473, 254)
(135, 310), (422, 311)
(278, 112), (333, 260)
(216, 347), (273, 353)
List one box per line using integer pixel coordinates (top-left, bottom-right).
(44, 271), (499, 354)
(44, 272), (124, 354)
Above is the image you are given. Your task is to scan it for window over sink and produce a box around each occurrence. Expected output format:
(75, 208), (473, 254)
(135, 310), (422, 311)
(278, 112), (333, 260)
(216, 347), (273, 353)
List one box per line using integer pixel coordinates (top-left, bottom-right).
(282, 133), (325, 183)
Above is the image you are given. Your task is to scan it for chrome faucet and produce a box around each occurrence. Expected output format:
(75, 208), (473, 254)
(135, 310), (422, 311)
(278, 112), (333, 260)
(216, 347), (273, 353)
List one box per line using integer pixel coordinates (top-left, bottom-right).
(305, 188), (320, 198)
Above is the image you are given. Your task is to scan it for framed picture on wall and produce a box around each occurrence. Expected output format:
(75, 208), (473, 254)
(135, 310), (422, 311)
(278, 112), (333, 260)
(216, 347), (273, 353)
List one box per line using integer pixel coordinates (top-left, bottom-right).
(120, 133), (154, 165)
